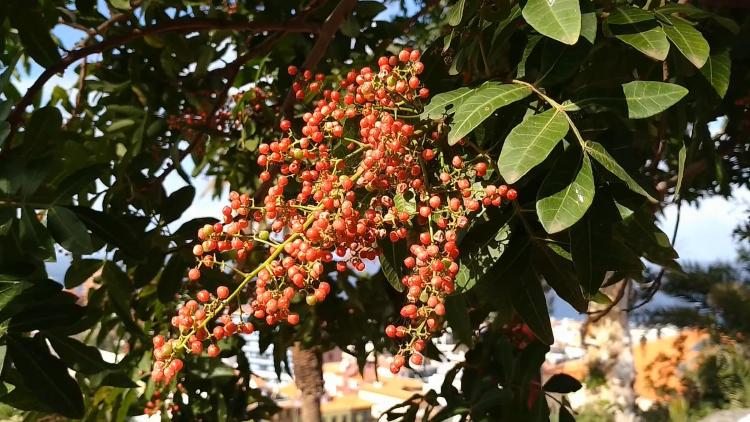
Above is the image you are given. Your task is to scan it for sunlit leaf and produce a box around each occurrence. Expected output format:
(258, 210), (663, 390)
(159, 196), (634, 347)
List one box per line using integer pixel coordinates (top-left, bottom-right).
(498, 108), (569, 184)
(522, 0), (581, 45)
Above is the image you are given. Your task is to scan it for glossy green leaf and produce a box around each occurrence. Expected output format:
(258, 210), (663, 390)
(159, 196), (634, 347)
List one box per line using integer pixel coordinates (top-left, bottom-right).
(100, 262), (138, 333)
(675, 144), (687, 200)
(660, 15), (710, 68)
(608, 8), (669, 61)
(158, 254), (184, 303)
(421, 87), (471, 120)
(0, 281), (27, 312)
(448, 83), (531, 145)
(608, 7), (654, 25)
(522, 0), (581, 45)
(47, 206), (95, 254)
(585, 141), (656, 202)
(700, 51), (731, 98)
(621, 81), (688, 119)
(536, 154), (594, 234)
(544, 373), (582, 393)
(378, 240), (406, 292)
(559, 406), (576, 422)
(163, 185), (195, 223)
(580, 12), (597, 43)
(64, 258), (102, 289)
(447, 0), (466, 26)
(6, 336), (84, 418)
(498, 108), (569, 184)
(19, 207), (55, 260)
(393, 189), (417, 216)
(511, 269), (554, 345)
(9, 301), (86, 332)
(454, 224), (511, 292)
(24, 106), (62, 150)
(67, 206), (144, 259)
(445, 295), (473, 346)
(10, 11), (61, 68)
(533, 243), (587, 312)
(517, 35), (542, 79)
(47, 334), (115, 375)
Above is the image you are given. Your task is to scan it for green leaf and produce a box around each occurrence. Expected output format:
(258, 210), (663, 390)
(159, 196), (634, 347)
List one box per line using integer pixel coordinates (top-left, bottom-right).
(24, 106), (62, 148)
(106, 119), (136, 133)
(621, 80), (688, 119)
(543, 373), (582, 393)
(675, 144), (686, 200)
(163, 185), (195, 223)
(6, 336), (84, 418)
(517, 35), (542, 79)
(444, 295), (473, 346)
(498, 108), (569, 184)
(110, 0), (132, 10)
(559, 406), (576, 422)
(8, 302), (86, 332)
(616, 208), (679, 268)
(585, 141), (656, 202)
(522, 0), (581, 45)
(607, 7), (654, 25)
(420, 87), (472, 120)
(447, 0), (466, 26)
(536, 154), (594, 234)
(67, 206), (144, 259)
(454, 223), (511, 292)
(64, 258), (101, 289)
(609, 9), (669, 61)
(0, 281), (27, 312)
(47, 206), (95, 254)
(101, 262), (137, 333)
(449, 83), (531, 145)
(533, 243), (587, 312)
(10, 11), (61, 68)
(378, 240), (406, 292)
(47, 334), (115, 375)
(700, 51), (730, 98)
(511, 269), (553, 345)
(660, 15), (710, 68)
(19, 207), (55, 260)
(158, 254), (184, 303)
(393, 190), (417, 216)
(580, 12), (597, 44)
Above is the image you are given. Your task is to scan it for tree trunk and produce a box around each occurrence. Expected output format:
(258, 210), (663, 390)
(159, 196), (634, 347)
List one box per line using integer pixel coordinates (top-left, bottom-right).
(582, 280), (637, 422)
(291, 343), (324, 422)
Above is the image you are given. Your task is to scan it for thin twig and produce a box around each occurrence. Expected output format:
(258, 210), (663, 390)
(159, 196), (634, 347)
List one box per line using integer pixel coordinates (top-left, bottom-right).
(280, 0), (358, 117)
(153, 33), (285, 184)
(2, 18), (319, 150)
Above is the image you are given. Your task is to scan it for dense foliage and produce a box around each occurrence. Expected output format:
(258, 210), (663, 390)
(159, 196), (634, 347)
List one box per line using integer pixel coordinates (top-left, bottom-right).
(1, 0), (749, 420)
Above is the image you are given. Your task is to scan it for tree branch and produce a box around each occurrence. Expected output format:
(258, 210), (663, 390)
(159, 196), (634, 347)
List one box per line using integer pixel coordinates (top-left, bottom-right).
(153, 32), (285, 184)
(280, 0), (358, 116)
(3, 17), (319, 146)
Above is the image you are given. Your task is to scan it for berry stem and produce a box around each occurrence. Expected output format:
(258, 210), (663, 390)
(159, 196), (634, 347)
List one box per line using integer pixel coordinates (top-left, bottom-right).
(511, 79), (586, 148)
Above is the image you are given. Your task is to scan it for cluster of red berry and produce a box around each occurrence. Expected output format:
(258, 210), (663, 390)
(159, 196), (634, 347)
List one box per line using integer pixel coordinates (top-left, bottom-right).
(152, 49), (517, 383)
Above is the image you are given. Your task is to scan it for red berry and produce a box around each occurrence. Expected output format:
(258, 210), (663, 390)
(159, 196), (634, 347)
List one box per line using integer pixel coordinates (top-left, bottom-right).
(197, 290), (210, 302)
(288, 65), (298, 76)
(207, 344), (220, 357)
(216, 286), (229, 300)
(188, 268), (201, 281)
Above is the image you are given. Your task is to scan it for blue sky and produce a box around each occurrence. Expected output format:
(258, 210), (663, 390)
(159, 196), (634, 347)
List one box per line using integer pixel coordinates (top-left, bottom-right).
(13, 2), (749, 316)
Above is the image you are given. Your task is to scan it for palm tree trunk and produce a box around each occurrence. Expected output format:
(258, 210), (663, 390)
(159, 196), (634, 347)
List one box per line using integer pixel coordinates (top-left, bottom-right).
(582, 280), (637, 421)
(291, 343), (324, 422)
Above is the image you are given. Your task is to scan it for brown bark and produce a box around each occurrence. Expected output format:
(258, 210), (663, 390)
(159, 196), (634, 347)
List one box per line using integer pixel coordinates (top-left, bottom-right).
(291, 343), (324, 422)
(582, 280), (637, 421)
